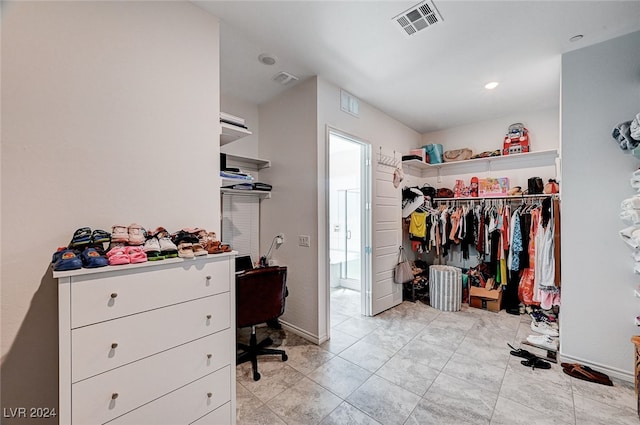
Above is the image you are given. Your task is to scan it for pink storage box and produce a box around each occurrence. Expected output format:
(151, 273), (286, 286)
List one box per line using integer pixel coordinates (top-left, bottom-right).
(409, 148), (426, 162)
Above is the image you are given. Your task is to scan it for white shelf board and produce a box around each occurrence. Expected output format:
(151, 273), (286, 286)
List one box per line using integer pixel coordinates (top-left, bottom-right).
(220, 122), (252, 145)
(220, 188), (271, 199)
(403, 149), (558, 174)
(224, 154), (270, 170)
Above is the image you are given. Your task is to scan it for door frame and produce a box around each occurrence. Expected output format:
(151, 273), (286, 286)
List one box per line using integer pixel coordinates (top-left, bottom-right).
(325, 126), (373, 337)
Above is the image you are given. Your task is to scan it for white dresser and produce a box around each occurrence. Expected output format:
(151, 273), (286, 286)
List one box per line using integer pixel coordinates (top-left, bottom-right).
(54, 253), (236, 425)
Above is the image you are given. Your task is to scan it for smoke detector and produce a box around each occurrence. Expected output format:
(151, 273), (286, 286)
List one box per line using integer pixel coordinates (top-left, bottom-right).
(272, 71), (299, 85)
(392, 0), (443, 37)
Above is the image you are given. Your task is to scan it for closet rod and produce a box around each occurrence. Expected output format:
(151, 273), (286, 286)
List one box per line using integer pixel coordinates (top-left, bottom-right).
(433, 194), (559, 202)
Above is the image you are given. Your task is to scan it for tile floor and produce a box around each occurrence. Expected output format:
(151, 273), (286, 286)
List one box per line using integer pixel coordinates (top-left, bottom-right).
(236, 288), (638, 425)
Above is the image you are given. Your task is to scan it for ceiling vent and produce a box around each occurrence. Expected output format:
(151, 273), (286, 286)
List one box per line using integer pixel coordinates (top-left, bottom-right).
(272, 71), (299, 85)
(392, 0), (443, 37)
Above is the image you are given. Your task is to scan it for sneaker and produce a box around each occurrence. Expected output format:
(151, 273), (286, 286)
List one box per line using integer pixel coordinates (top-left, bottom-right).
(531, 320), (559, 337)
(158, 235), (178, 259)
(526, 334), (558, 351)
(143, 237), (164, 261)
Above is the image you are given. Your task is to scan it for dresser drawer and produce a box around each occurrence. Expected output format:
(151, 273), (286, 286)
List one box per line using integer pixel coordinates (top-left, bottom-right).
(71, 258), (231, 328)
(72, 293), (230, 382)
(190, 402), (232, 425)
(102, 366), (231, 425)
(73, 332), (231, 425)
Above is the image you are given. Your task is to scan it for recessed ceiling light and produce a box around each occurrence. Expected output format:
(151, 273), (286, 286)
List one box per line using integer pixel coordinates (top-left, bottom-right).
(569, 34), (584, 43)
(484, 81), (499, 90)
(258, 53), (277, 66)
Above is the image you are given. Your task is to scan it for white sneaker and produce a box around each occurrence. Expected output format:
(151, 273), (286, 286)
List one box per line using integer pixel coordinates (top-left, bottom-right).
(530, 320), (559, 337)
(143, 237), (163, 261)
(526, 334), (558, 351)
(158, 237), (178, 258)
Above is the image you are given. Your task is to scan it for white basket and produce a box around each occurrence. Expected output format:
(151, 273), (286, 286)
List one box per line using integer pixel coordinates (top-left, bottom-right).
(429, 265), (462, 312)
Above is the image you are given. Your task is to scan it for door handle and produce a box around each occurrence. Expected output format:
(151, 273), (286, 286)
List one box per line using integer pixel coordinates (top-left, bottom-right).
(347, 230), (352, 240)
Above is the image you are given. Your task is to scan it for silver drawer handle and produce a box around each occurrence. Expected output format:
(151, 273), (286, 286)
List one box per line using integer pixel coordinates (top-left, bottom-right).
(207, 392), (212, 398)
(111, 393), (119, 400)
(110, 293), (118, 299)
(111, 343), (118, 349)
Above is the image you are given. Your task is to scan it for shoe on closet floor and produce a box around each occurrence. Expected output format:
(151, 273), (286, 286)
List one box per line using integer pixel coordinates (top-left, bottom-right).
(530, 320), (559, 337)
(521, 357), (551, 370)
(526, 334), (558, 351)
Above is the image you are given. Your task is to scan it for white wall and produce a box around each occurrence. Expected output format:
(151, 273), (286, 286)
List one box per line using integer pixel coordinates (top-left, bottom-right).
(317, 78), (421, 337)
(1, 2), (220, 421)
(258, 76), (421, 342)
(258, 77), (320, 340)
(220, 94), (260, 158)
(561, 30), (640, 380)
(420, 108), (560, 195)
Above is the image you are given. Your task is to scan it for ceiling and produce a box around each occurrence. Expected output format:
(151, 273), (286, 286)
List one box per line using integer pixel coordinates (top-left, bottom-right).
(195, 1), (640, 134)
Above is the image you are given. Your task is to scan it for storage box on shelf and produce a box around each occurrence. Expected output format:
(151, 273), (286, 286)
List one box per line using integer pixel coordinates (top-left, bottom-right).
(55, 253), (237, 425)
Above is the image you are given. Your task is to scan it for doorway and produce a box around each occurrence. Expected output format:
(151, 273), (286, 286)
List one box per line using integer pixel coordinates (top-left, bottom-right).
(328, 129), (371, 328)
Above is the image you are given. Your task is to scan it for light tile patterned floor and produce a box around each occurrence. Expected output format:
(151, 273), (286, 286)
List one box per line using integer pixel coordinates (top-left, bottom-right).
(236, 288), (638, 425)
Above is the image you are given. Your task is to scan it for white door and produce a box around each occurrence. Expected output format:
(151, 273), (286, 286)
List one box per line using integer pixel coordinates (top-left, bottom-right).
(369, 162), (403, 315)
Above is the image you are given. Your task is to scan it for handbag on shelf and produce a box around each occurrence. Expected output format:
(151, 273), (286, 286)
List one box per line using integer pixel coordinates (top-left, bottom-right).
(393, 246), (414, 284)
(443, 148), (473, 162)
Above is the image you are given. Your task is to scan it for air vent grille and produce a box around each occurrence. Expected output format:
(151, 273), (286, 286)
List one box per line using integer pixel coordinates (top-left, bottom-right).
(392, 0), (443, 37)
(272, 71), (299, 85)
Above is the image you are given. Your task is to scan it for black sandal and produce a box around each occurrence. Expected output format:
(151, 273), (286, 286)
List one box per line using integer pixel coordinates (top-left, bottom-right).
(521, 357), (551, 370)
(507, 343), (535, 360)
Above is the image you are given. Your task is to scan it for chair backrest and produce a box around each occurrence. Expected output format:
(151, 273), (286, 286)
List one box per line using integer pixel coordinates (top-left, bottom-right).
(236, 266), (287, 328)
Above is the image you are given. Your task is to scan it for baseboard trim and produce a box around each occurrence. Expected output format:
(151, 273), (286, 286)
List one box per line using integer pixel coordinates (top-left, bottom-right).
(280, 321), (323, 344)
(559, 351), (634, 383)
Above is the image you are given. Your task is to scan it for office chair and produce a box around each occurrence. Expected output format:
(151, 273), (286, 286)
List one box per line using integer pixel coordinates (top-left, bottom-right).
(236, 266), (288, 381)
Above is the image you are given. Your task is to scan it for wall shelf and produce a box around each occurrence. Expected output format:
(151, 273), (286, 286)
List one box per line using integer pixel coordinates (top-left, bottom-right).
(220, 187), (271, 199)
(220, 122), (252, 145)
(403, 149), (558, 176)
(224, 154), (270, 170)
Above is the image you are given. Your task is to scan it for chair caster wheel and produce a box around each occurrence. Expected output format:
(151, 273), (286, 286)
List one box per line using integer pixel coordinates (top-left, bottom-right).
(282, 353), (288, 362)
(253, 372), (261, 381)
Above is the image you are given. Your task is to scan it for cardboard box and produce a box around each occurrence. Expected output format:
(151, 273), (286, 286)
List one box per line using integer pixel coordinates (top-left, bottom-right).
(469, 286), (502, 312)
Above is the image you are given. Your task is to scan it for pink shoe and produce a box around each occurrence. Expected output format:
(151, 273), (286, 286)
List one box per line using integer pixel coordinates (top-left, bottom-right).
(125, 246), (147, 264)
(127, 224), (146, 246)
(107, 246), (130, 266)
(111, 225), (129, 243)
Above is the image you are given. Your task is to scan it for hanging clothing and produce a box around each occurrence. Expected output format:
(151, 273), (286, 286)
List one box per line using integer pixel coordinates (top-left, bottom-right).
(409, 210), (428, 239)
